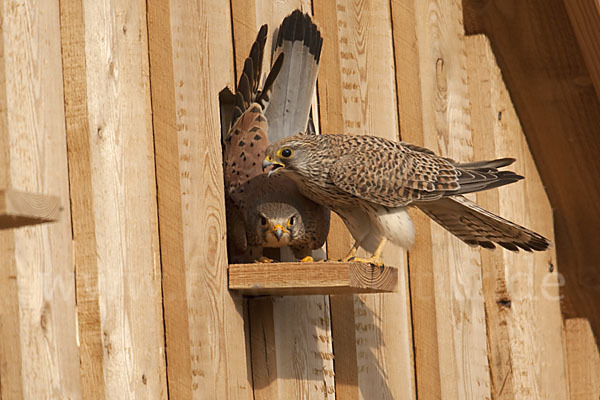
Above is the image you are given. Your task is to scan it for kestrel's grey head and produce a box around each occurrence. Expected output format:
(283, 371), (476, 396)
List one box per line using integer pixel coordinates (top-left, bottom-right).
(249, 202), (305, 248)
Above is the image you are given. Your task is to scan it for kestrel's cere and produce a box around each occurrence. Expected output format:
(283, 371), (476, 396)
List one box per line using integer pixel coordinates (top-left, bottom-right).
(223, 10), (330, 263)
(263, 134), (550, 266)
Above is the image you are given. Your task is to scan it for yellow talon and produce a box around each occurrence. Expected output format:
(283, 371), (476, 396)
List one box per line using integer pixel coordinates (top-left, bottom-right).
(256, 256), (274, 263)
(340, 241), (360, 262)
(301, 256), (314, 262)
(350, 256), (384, 268)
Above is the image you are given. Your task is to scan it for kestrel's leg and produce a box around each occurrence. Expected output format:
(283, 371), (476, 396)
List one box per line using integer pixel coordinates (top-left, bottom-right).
(256, 256), (274, 263)
(340, 241), (361, 262)
(350, 237), (387, 267)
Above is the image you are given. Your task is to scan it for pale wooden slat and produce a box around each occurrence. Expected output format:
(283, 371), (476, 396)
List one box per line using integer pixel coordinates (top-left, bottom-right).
(313, 1), (416, 399)
(389, 1), (441, 398)
(230, 2), (336, 398)
(565, 318), (600, 399)
(59, 0), (106, 395)
(0, 189), (61, 229)
(146, 0), (194, 397)
(0, 1), (81, 397)
(61, 0), (168, 397)
(467, 34), (569, 399)
(166, 0), (252, 398)
(411, 0), (492, 397)
(229, 262), (398, 296)
(249, 298), (279, 400)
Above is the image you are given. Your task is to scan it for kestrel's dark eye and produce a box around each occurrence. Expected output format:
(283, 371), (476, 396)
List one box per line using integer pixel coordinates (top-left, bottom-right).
(261, 217), (268, 226)
(289, 216), (295, 226)
(280, 148), (293, 158)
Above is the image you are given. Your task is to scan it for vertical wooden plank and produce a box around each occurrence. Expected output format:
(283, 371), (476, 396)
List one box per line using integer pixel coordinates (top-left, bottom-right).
(146, 0), (193, 398)
(565, 318), (600, 400)
(467, 34), (569, 399)
(0, 0), (81, 398)
(314, 1), (416, 399)
(389, 1), (441, 399)
(61, 0), (168, 397)
(231, 2), (336, 399)
(410, 0), (492, 398)
(165, 0), (253, 398)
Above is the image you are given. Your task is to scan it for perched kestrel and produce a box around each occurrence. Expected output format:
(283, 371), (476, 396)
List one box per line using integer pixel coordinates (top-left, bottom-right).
(263, 134), (550, 265)
(223, 11), (330, 263)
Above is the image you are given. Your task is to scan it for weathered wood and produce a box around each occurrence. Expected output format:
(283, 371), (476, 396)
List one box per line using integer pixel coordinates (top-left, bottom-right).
(150, 0), (252, 398)
(0, 189), (61, 229)
(463, 0), (600, 345)
(249, 298), (279, 399)
(408, 0), (493, 397)
(231, 3), (336, 399)
(314, 1), (416, 399)
(146, 0), (193, 397)
(229, 262), (398, 295)
(60, 0), (167, 397)
(565, 318), (600, 399)
(467, 34), (568, 399)
(0, 1), (81, 397)
(389, 1), (441, 398)
(563, 0), (600, 98)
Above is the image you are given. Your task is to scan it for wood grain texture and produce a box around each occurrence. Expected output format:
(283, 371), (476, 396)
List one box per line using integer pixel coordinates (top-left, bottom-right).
(146, 0), (194, 397)
(565, 318), (600, 399)
(467, 34), (568, 399)
(411, 0), (492, 398)
(61, 0), (168, 397)
(389, 1), (441, 398)
(168, 0), (252, 398)
(229, 262), (398, 295)
(463, 0), (600, 345)
(249, 298), (279, 400)
(230, 3), (336, 399)
(563, 0), (600, 98)
(314, 1), (416, 399)
(0, 1), (81, 397)
(0, 189), (61, 229)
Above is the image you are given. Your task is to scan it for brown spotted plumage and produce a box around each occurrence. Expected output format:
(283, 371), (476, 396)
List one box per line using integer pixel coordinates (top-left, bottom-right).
(263, 133), (550, 264)
(223, 11), (330, 263)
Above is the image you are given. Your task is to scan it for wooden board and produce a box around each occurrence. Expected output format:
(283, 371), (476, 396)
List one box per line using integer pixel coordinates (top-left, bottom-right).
(0, 1), (81, 397)
(148, 0), (252, 398)
(467, 34), (568, 399)
(564, 318), (600, 399)
(404, 0), (493, 397)
(230, 2), (336, 398)
(463, 0), (600, 345)
(314, 1), (416, 399)
(229, 262), (398, 295)
(60, 0), (167, 397)
(0, 189), (61, 229)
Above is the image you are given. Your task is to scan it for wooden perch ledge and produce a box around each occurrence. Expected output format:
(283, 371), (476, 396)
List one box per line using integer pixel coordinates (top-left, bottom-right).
(0, 188), (61, 229)
(228, 261), (398, 296)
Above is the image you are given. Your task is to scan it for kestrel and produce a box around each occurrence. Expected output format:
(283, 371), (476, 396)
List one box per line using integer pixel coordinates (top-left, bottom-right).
(263, 134), (550, 266)
(223, 10), (330, 263)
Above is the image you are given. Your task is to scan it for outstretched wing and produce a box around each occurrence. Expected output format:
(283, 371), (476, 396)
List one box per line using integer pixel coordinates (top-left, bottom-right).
(329, 135), (523, 207)
(266, 10), (322, 141)
(417, 195), (550, 251)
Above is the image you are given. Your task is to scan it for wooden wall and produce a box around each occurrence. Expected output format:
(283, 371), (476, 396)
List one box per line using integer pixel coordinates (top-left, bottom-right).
(0, 0), (597, 399)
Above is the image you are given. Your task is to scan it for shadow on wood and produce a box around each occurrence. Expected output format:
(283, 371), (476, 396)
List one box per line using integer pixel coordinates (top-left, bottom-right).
(0, 189), (61, 229)
(463, 0), (600, 346)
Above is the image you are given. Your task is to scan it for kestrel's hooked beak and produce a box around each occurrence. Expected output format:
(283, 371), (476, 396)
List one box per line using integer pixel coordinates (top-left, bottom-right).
(271, 224), (289, 241)
(262, 156), (285, 177)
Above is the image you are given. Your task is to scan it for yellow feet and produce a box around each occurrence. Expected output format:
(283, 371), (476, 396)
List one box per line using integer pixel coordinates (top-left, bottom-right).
(340, 241), (360, 262)
(346, 238), (387, 268)
(300, 256), (314, 262)
(256, 256), (274, 263)
(349, 256), (384, 268)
